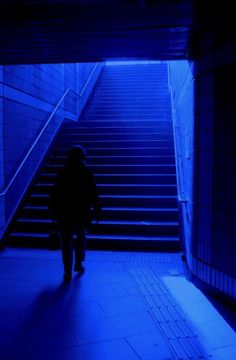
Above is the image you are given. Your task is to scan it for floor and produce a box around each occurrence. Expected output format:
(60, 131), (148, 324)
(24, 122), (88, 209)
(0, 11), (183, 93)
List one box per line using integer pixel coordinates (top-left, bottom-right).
(0, 248), (235, 360)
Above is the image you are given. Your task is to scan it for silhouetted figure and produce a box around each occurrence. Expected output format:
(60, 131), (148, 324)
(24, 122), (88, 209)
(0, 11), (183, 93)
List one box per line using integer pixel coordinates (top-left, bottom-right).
(50, 145), (101, 281)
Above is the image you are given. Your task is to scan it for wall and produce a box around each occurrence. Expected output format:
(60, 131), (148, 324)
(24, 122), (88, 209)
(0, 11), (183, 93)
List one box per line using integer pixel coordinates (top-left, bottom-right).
(169, 60), (195, 270)
(0, 62), (103, 240)
(0, 67), (4, 241)
(169, 37), (236, 300)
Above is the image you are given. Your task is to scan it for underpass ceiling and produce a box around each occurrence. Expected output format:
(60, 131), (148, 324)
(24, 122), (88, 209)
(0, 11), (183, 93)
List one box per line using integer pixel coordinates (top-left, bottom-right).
(0, 0), (234, 64)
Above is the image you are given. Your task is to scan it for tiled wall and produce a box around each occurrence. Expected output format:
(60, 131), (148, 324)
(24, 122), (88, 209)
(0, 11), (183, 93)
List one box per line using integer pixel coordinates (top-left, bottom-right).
(193, 38), (236, 299)
(168, 61), (195, 269)
(0, 66), (4, 237)
(64, 63), (101, 120)
(0, 62), (103, 240)
(169, 38), (236, 300)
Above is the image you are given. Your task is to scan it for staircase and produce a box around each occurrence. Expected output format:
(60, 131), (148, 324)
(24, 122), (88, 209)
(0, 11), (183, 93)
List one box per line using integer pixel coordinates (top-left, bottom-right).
(7, 63), (180, 251)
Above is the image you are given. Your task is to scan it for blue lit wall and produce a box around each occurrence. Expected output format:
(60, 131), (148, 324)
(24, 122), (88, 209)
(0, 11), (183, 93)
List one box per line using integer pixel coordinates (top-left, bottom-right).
(169, 38), (236, 300)
(168, 60), (195, 269)
(0, 67), (4, 236)
(0, 63), (103, 240)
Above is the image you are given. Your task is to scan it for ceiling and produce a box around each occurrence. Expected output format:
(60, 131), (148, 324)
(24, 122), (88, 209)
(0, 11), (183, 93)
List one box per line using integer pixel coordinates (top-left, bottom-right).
(0, 0), (234, 65)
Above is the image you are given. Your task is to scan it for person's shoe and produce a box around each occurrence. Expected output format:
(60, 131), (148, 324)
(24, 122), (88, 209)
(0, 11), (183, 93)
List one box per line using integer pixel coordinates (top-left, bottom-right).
(74, 264), (85, 274)
(63, 272), (72, 282)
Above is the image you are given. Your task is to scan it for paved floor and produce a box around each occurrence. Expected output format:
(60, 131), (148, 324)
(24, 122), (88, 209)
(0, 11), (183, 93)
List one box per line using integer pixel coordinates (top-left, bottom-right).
(0, 248), (235, 360)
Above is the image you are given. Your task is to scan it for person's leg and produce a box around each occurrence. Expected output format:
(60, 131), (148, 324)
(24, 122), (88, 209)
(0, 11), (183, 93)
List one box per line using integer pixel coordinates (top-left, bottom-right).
(74, 227), (87, 272)
(61, 227), (73, 280)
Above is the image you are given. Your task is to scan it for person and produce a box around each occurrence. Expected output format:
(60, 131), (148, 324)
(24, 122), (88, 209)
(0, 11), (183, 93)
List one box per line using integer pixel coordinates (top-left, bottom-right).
(49, 145), (102, 281)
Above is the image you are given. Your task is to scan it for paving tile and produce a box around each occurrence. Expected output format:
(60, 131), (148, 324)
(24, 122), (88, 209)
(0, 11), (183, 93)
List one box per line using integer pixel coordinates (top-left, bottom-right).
(119, 280), (141, 296)
(180, 299), (224, 324)
(63, 301), (107, 322)
(213, 344), (236, 360)
(98, 295), (147, 316)
(198, 319), (236, 349)
(71, 311), (157, 345)
(37, 339), (140, 360)
(112, 311), (158, 336)
(72, 282), (129, 302)
(126, 332), (174, 360)
(87, 269), (132, 284)
(161, 275), (207, 305)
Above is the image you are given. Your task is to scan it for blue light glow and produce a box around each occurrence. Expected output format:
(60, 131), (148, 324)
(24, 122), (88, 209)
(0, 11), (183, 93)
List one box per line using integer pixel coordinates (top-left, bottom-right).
(105, 60), (162, 66)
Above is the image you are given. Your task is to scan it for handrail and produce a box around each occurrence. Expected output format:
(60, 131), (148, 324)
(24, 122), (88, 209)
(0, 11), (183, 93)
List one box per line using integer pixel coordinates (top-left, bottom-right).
(0, 88), (70, 197)
(79, 62), (99, 96)
(167, 63), (187, 204)
(0, 62), (100, 197)
(68, 63), (99, 99)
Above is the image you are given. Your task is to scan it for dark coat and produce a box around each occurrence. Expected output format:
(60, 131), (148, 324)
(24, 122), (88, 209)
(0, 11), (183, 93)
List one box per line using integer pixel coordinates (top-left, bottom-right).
(49, 160), (101, 228)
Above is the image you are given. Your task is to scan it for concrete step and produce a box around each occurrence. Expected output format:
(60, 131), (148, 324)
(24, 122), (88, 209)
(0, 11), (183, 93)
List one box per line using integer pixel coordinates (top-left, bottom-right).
(49, 155), (175, 165)
(56, 139), (174, 149)
(86, 234), (180, 251)
(82, 113), (172, 120)
(58, 132), (173, 141)
(100, 195), (178, 208)
(14, 218), (179, 237)
(38, 172), (176, 185)
(22, 205), (179, 222)
(62, 125), (173, 134)
(64, 120), (173, 128)
(53, 147), (175, 157)
(8, 232), (180, 251)
(44, 164), (176, 175)
(32, 182), (177, 196)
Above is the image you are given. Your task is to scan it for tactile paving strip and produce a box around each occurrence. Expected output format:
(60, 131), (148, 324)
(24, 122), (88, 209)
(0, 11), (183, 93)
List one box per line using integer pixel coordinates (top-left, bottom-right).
(86, 251), (179, 264)
(128, 266), (214, 360)
(1, 249), (180, 264)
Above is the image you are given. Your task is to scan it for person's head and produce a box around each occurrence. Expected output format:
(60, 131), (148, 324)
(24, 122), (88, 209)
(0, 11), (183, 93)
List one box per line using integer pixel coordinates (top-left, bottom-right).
(67, 145), (86, 165)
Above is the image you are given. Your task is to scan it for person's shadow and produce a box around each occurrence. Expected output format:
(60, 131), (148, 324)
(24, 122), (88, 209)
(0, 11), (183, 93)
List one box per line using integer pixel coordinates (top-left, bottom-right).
(5, 276), (86, 360)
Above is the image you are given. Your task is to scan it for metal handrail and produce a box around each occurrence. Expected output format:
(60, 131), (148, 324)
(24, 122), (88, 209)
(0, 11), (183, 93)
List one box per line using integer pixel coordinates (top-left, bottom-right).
(0, 62), (101, 198)
(79, 63), (99, 96)
(68, 64), (99, 99)
(167, 63), (187, 204)
(0, 88), (70, 197)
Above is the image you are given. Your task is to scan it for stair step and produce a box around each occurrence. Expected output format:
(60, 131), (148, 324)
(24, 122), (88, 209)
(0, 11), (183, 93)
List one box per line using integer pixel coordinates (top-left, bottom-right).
(96, 89), (168, 93)
(58, 133), (173, 141)
(88, 156), (175, 165)
(98, 184), (177, 196)
(87, 102), (170, 108)
(14, 218), (178, 237)
(92, 96), (169, 101)
(82, 114), (171, 121)
(49, 155), (175, 165)
(101, 207), (179, 221)
(91, 164), (175, 175)
(53, 148), (175, 157)
(86, 109), (171, 115)
(94, 174), (177, 185)
(38, 172), (176, 185)
(23, 205), (179, 222)
(89, 221), (178, 237)
(89, 99), (169, 104)
(86, 234), (180, 251)
(44, 164), (176, 175)
(100, 195), (177, 208)
(33, 182), (177, 196)
(8, 232), (179, 251)
(67, 120), (172, 128)
(62, 126), (173, 134)
(56, 140), (174, 149)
